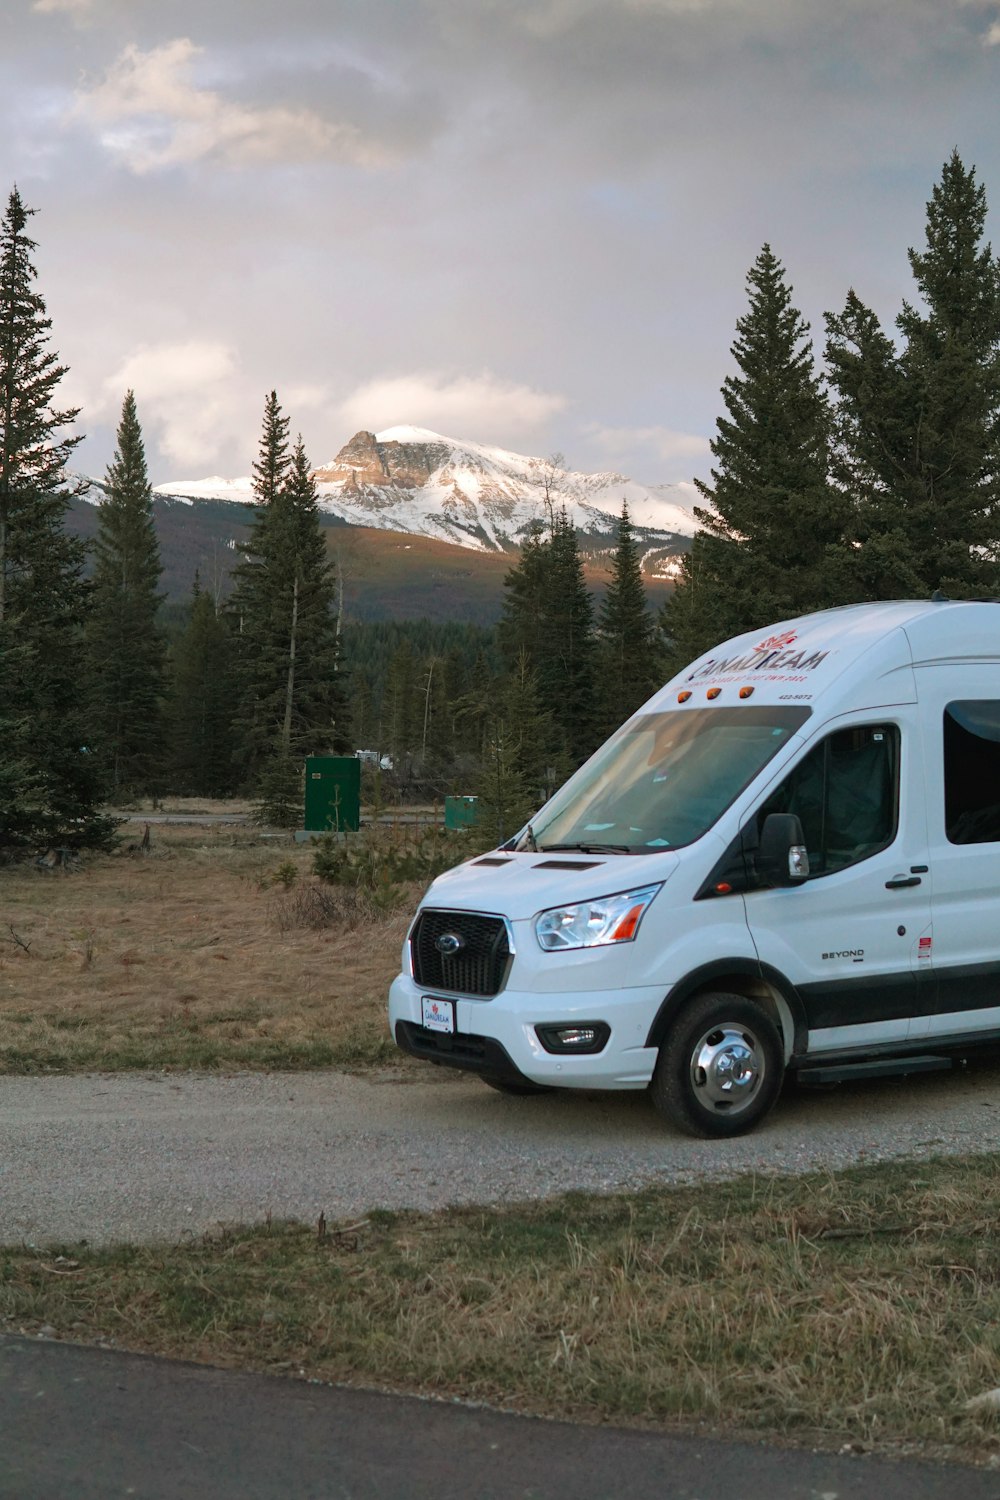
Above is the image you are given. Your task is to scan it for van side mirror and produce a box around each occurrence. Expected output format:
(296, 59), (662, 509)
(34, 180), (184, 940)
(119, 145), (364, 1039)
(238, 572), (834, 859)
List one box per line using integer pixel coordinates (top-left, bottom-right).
(758, 813), (810, 887)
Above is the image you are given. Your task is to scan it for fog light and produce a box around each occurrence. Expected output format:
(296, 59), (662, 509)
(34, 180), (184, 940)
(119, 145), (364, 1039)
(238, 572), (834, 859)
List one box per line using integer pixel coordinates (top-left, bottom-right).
(558, 1028), (597, 1047)
(535, 1022), (610, 1055)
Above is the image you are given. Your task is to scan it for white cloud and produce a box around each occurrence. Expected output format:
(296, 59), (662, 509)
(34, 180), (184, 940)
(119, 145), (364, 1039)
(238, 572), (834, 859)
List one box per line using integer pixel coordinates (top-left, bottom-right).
(93, 339), (250, 471)
(74, 38), (388, 173)
(337, 370), (568, 442)
(283, 383), (334, 418)
(587, 422), (711, 464)
(33, 0), (94, 13)
(985, 20), (1000, 43)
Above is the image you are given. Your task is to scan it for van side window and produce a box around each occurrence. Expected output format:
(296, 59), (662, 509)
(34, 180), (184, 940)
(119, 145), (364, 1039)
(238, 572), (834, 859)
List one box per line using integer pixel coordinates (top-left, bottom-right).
(944, 701), (1000, 844)
(757, 725), (899, 877)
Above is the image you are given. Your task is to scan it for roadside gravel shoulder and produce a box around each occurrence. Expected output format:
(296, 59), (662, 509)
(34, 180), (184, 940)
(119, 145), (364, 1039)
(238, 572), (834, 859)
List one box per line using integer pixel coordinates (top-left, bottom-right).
(3, 1057), (1000, 1244)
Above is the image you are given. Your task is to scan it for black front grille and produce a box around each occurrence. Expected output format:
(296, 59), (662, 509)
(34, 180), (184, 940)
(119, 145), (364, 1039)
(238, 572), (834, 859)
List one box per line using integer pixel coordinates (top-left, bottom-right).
(410, 909), (511, 997)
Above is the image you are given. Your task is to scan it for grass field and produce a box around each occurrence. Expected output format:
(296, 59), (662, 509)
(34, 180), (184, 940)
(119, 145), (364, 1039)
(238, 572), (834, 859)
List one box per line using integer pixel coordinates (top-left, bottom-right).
(0, 819), (416, 1074)
(5, 1155), (1000, 1465)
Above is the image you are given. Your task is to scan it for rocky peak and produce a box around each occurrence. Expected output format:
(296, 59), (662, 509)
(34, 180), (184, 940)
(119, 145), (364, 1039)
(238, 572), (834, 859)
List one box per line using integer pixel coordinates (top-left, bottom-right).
(314, 430), (452, 492)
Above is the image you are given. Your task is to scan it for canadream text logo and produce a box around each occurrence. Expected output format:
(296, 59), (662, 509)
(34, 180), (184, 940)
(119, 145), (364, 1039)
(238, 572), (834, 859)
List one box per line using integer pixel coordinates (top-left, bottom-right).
(688, 637), (831, 681)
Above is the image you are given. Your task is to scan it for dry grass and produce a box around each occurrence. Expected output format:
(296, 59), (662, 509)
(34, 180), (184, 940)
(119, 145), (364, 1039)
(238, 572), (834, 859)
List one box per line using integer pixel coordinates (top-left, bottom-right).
(0, 823), (413, 1073)
(6, 1155), (1000, 1464)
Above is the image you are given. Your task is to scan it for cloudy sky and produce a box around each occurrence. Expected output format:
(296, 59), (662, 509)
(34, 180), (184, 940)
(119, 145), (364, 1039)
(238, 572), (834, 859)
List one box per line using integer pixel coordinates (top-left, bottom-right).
(4, 0), (1000, 486)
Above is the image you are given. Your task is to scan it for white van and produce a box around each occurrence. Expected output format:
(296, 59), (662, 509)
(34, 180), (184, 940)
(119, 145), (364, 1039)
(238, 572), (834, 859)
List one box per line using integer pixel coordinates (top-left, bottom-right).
(389, 600), (1000, 1136)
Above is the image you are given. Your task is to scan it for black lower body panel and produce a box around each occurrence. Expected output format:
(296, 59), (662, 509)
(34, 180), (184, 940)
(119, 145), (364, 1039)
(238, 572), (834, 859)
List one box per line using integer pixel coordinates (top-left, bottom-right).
(394, 1020), (529, 1084)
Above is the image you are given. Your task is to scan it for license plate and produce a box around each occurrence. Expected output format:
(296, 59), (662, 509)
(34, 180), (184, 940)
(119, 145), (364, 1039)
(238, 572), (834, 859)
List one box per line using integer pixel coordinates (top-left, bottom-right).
(422, 996), (455, 1034)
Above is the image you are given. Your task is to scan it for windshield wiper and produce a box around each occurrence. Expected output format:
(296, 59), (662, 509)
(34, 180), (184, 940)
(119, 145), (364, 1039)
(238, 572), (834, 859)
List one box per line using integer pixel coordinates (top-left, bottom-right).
(537, 842), (634, 854)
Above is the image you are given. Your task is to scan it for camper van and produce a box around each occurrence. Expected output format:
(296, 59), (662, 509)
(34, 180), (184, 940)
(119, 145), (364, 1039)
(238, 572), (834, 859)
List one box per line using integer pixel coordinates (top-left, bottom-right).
(388, 600), (1000, 1137)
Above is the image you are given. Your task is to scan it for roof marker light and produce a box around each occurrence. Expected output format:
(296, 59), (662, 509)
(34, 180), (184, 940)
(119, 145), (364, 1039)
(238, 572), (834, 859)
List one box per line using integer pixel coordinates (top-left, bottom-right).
(677, 690), (692, 703)
(706, 687), (722, 700)
(739, 685), (755, 699)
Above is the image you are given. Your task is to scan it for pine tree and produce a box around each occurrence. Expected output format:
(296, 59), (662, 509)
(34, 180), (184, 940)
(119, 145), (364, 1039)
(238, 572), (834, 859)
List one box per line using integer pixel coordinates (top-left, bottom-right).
(596, 500), (661, 734)
(0, 187), (114, 850)
(497, 648), (567, 805)
(544, 509), (597, 763)
(497, 521), (549, 668)
(664, 245), (852, 672)
(476, 717), (532, 847)
(275, 438), (348, 758)
(452, 646), (498, 762)
(497, 513), (597, 766)
(168, 578), (238, 796)
(252, 389), (290, 507)
(826, 152), (1000, 597)
(86, 390), (166, 794)
(230, 398), (349, 798)
(230, 392), (291, 784)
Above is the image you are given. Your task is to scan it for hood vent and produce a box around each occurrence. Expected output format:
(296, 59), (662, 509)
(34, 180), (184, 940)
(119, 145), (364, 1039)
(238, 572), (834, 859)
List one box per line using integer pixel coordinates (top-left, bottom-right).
(533, 859), (603, 871)
(472, 858), (513, 868)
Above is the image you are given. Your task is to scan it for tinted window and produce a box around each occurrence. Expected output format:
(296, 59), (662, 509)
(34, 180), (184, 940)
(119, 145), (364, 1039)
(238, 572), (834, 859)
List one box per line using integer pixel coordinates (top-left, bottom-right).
(757, 724), (899, 876)
(944, 701), (1000, 844)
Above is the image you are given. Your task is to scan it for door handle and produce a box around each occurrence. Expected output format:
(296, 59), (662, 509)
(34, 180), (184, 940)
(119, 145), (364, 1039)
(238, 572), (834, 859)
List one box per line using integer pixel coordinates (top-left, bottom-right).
(885, 875), (922, 889)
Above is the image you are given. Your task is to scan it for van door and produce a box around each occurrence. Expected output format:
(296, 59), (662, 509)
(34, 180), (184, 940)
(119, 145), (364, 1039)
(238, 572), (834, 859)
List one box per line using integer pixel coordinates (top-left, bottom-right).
(915, 669), (1000, 1042)
(743, 710), (934, 1055)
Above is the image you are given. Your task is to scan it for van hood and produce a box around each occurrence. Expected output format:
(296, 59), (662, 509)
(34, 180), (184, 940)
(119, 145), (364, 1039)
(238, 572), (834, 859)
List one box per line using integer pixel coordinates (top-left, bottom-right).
(421, 848), (680, 922)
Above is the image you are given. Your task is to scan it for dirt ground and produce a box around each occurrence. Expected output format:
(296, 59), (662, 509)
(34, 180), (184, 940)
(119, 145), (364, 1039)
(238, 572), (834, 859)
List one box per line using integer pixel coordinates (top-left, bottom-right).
(0, 823), (415, 1073)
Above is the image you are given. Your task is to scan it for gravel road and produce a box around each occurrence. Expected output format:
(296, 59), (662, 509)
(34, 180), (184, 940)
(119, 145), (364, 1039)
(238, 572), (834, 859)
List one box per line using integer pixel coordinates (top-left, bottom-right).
(3, 1058), (1000, 1245)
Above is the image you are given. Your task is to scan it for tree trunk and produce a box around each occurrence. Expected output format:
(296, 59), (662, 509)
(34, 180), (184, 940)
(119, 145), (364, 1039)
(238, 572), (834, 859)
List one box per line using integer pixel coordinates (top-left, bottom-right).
(282, 574), (299, 754)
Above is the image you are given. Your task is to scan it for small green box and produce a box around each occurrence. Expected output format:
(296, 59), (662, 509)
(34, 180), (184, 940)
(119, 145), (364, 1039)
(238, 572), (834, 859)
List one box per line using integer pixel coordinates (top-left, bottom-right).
(444, 795), (479, 830)
(304, 756), (361, 832)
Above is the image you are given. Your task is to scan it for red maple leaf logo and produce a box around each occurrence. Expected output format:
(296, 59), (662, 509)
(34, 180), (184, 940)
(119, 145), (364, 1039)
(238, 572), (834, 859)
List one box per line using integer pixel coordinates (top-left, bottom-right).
(755, 631), (797, 652)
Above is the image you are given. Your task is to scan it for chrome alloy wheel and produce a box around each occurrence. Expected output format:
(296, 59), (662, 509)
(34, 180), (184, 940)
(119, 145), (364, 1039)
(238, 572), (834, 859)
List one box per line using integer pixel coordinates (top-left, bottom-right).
(689, 1023), (765, 1115)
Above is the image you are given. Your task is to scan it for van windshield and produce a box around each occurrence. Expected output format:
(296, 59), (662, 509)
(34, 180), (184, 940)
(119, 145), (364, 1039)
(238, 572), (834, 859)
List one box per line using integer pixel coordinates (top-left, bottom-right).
(532, 706), (811, 853)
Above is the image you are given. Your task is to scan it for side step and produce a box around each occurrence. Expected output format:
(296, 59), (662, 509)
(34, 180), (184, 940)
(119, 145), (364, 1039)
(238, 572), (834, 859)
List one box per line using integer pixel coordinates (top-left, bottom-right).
(795, 1054), (953, 1086)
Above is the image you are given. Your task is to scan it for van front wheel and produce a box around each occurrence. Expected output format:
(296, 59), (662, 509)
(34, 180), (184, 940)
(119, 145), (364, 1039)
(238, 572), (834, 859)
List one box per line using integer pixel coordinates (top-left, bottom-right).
(650, 992), (783, 1138)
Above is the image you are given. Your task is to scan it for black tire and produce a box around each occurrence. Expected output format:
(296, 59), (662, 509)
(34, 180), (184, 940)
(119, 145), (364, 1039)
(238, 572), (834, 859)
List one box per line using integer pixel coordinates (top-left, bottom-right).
(650, 991), (783, 1138)
(481, 1075), (552, 1097)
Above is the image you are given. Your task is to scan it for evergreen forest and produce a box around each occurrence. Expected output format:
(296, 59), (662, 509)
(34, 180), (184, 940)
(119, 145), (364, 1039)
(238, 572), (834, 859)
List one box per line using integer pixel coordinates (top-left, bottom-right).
(2, 152), (1000, 850)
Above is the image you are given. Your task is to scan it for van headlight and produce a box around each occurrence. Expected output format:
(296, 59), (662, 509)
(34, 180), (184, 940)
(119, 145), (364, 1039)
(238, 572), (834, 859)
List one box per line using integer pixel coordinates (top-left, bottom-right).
(535, 884), (662, 951)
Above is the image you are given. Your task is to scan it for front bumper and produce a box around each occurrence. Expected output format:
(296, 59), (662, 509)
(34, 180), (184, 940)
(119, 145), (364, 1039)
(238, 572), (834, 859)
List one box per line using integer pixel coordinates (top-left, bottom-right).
(388, 974), (664, 1089)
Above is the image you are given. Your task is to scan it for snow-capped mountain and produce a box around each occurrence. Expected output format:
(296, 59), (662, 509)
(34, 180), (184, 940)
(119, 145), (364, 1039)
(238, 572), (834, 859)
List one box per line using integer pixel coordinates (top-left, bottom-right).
(153, 426), (699, 556)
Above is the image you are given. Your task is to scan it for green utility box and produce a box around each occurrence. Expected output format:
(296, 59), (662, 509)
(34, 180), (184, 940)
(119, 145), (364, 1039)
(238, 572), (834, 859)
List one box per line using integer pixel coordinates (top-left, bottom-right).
(304, 756), (361, 833)
(444, 795), (479, 830)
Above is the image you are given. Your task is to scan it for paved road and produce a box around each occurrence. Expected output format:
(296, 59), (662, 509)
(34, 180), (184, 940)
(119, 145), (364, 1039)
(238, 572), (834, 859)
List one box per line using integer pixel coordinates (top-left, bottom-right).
(3, 1334), (998, 1500)
(3, 1059), (1000, 1245)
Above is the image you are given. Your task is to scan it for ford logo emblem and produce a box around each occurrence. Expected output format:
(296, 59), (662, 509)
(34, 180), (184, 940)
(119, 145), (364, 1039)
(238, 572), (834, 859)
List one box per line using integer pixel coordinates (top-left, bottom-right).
(435, 932), (464, 956)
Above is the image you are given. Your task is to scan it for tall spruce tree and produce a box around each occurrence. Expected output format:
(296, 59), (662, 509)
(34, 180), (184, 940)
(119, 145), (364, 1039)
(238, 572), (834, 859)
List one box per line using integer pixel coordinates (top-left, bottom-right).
(596, 500), (661, 734)
(664, 245), (852, 673)
(545, 508), (597, 763)
(497, 511), (597, 767)
(826, 152), (1000, 597)
(0, 187), (113, 850)
(230, 399), (348, 812)
(497, 521), (548, 668)
(168, 577), (238, 796)
(86, 390), (165, 794)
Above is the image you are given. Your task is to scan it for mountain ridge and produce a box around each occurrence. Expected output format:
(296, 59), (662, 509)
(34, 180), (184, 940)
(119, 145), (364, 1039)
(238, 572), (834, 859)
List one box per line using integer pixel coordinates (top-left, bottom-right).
(150, 425), (700, 558)
(67, 426), (697, 617)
